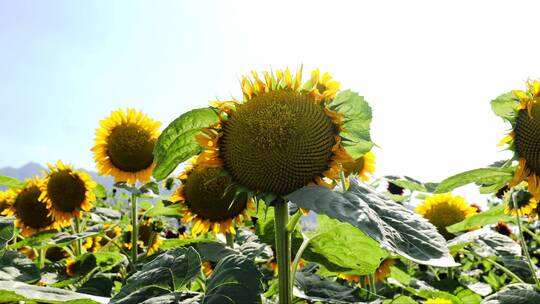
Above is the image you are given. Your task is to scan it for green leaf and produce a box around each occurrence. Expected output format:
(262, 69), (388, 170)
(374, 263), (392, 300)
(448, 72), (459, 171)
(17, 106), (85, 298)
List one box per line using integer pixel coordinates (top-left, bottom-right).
(202, 254), (263, 304)
(390, 179), (428, 192)
(294, 265), (364, 303)
(92, 183), (108, 200)
(77, 276), (114, 298)
(288, 178), (458, 267)
(144, 200), (184, 217)
(446, 205), (515, 233)
(0, 175), (26, 189)
(140, 182), (160, 197)
(491, 92), (519, 123)
(329, 90), (374, 159)
(140, 292), (202, 304)
(435, 168), (514, 193)
(112, 286), (171, 304)
(8, 230), (57, 250)
(0, 280), (108, 303)
(0, 251), (40, 283)
(112, 247), (201, 303)
(384, 295), (418, 304)
(153, 108), (219, 181)
(448, 230), (520, 258)
(159, 238), (212, 250)
(0, 218), (14, 249)
(483, 283), (540, 303)
(303, 215), (387, 275)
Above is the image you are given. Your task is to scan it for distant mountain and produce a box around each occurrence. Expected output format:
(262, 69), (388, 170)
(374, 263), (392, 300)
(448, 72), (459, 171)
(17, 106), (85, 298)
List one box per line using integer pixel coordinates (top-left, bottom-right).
(0, 162), (114, 190)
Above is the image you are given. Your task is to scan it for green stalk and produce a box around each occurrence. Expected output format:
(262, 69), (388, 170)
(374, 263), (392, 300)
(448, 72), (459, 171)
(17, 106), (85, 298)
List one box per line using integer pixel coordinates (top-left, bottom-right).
(225, 233), (234, 248)
(512, 201), (540, 288)
(274, 198), (292, 304)
(286, 211), (302, 233)
(290, 235), (311, 292)
(131, 193), (139, 264)
(73, 217), (82, 255)
(464, 249), (524, 283)
(38, 248), (45, 269)
(523, 226), (540, 244)
(339, 165), (347, 192)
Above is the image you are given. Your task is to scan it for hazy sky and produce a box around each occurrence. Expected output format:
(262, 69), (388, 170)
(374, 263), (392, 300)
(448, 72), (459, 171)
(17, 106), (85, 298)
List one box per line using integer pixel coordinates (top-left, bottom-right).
(2, 0), (539, 192)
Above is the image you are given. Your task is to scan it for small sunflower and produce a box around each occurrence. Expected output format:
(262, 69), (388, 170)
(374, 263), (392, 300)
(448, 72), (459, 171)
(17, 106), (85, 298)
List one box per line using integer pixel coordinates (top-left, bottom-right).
(494, 222), (512, 236)
(4, 177), (60, 236)
(92, 109), (161, 184)
(82, 236), (103, 253)
(496, 80), (540, 199)
(39, 161), (96, 224)
(338, 259), (396, 285)
(122, 219), (162, 256)
(425, 299), (451, 304)
(416, 193), (477, 240)
(0, 190), (15, 215)
(171, 160), (254, 236)
(65, 258), (76, 277)
(201, 261), (214, 277)
(195, 67), (374, 196)
(342, 151), (376, 182)
(504, 186), (537, 217)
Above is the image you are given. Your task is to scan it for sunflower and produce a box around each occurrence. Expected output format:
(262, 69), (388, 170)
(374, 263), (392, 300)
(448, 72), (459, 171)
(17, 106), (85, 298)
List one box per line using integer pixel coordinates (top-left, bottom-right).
(342, 151), (376, 182)
(339, 259), (396, 285)
(0, 189), (15, 215)
(425, 299), (451, 304)
(122, 219), (162, 256)
(416, 193), (477, 240)
(82, 236), (103, 253)
(92, 109), (161, 184)
(171, 159), (254, 236)
(195, 67), (374, 196)
(201, 261), (214, 277)
(496, 80), (540, 199)
(39, 161), (96, 224)
(65, 258), (76, 277)
(494, 222), (512, 236)
(4, 177), (60, 236)
(504, 186), (537, 217)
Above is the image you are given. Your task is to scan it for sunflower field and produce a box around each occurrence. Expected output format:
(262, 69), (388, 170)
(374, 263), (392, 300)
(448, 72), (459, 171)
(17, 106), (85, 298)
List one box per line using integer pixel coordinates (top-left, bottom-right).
(1, 67), (540, 304)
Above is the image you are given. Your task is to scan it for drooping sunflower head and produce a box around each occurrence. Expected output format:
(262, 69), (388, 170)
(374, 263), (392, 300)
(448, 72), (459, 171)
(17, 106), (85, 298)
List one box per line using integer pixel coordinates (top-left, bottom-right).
(195, 67), (374, 196)
(171, 160), (254, 236)
(496, 80), (540, 199)
(504, 185), (537, 218)
(4, 177), (60, 236)
(92, 109), (160, 184)
(39, 161), (96, 224)
(416, 193), (477, 240)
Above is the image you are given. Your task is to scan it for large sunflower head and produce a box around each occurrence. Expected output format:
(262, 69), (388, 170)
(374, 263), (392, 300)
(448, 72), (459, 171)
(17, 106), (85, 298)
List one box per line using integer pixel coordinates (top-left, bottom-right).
(39, 161), (96, 224)
(194, 67), (374, 196)
(503, 185), (537, 218)
(416, 193), (477, 240)
(4, 177), (60, 236)
(171, 159), (254, 236)
(496, 80), (540, 198)
(92, 109), (160, 185)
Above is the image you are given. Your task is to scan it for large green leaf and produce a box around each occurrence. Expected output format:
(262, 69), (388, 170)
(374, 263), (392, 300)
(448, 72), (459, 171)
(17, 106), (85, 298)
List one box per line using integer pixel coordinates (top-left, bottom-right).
(0, 251), (40, 283)
(294, 265), (364, 303)
(448, 230), (520, 258)
(153, 108), (219, 181)
(0, 280), (108, 303)
(288, 178), (457, 267)
(491, 92), (519, 123)
(329, 90), (374, 159)
(482, 283), (540, 304)
(144, 200), (185, 217)
(8, 230), (57, 250)
(0, 218), (14, 249)
(446, 205), (515, 233)
(0, 175), (26, 189)
(141, 292), (202, 304)
(202, 254), (263, 304)
(435, 168), (513, 193)
(111, 247), (201, 303)
(303, 215), (387, 275)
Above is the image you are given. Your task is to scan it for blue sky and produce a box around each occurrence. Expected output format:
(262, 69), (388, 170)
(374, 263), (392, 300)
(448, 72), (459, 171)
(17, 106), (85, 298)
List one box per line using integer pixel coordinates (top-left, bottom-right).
(2, 0), (540, 191)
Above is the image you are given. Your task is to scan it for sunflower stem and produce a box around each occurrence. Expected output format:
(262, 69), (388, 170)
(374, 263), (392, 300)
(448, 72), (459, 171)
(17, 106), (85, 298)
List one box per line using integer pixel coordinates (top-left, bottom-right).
(131, 193), (139, 264)
(290, 234), (310, 293)
(512, 201), (540, 288)
(286, 211), (302, 233)
(225, 233), (234, 248)
(274, 198), (292, 304)
(38, 248), (45, 269)
(523, 226), (540, 244)
(73, 217), (83, 256)
(339, 165), (347, 192)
